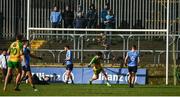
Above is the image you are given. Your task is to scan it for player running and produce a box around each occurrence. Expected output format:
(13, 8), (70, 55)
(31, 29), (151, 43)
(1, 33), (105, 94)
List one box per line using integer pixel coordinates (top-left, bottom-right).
(3, 34), (24, 91)
(124, 45), (140, 88)
(20, 40), (42, 91)
(88, 52), (111, 86)
(64, 45), (74, 84)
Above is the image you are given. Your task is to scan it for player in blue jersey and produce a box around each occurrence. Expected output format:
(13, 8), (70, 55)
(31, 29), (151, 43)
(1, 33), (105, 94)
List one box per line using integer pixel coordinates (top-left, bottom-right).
(124, 45), (140, 88)
(20, 40), (42, 91)
(64, 45), (74, 84)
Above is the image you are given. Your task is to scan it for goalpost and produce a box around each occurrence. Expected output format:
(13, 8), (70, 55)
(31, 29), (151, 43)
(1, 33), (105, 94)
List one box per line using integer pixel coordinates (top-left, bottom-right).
(26, 0), (170, 85)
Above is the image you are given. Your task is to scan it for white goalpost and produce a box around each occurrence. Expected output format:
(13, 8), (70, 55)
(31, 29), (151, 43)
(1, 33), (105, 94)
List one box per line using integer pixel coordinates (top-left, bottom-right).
(26, 0), (170, 85)
(166, 0), (170, 85)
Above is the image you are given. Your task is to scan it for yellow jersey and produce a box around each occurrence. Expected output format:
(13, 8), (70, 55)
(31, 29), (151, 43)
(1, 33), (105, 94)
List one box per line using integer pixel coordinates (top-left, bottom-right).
(8, 40), (23, 62)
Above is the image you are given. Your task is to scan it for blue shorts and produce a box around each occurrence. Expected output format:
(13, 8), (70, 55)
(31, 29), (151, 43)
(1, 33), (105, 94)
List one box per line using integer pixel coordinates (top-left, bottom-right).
(66, 64), (73, 71)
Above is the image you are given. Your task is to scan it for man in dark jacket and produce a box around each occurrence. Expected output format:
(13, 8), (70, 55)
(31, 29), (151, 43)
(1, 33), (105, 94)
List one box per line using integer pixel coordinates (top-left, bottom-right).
(73, 12), (87, 28)
(86, 4), (98, 28)
(62, 5), (74, 28)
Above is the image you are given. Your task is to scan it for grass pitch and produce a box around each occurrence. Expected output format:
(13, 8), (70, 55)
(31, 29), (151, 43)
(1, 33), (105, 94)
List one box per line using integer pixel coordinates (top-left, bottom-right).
(0, 83), (180, 96)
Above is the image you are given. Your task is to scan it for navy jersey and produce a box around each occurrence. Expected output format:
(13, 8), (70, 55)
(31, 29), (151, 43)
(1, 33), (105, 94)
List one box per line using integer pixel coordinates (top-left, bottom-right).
(22, 47), (30, 67)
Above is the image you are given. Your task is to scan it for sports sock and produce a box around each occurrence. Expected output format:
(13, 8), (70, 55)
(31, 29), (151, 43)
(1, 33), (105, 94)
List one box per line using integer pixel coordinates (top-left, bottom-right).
(32, 85), (36, 89)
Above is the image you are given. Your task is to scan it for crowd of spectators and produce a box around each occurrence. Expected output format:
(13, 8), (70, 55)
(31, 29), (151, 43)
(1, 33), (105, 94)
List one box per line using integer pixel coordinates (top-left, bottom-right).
(50, 3), (115, 29)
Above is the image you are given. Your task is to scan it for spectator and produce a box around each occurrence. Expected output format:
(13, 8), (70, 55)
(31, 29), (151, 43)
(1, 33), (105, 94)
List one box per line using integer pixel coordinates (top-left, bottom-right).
(104, 10), (115, 29)
(100, 3), (110, 28)
(86, 4), (98, 28)
(50, 6), (62, 28)
(62, 5), (74, 28)
(103, 10), (115, 46)
(73, 12), (87, 28)
(76, 5), (84, 18)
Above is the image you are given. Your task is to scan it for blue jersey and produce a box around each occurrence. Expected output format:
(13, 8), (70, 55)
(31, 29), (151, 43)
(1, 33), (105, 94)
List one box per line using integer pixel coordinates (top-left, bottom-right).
(65, 50), (73, 65)
(50, 11), (62, 23)
(127, 51), (139, 67)
(22, 47), (30, 66)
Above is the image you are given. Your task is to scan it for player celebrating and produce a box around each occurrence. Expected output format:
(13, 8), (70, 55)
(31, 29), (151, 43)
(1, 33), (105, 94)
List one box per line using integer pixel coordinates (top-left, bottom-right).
(88, 52), (111, 86)
(124, 45), (140, 88)
(3, 34), (23, 91)
(64, 45), (74, 84)
(20, 40), (42, 91)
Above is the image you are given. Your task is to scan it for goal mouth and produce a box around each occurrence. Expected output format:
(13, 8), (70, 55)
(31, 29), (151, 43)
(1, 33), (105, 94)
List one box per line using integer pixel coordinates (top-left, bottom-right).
(26, 0), (170, 85)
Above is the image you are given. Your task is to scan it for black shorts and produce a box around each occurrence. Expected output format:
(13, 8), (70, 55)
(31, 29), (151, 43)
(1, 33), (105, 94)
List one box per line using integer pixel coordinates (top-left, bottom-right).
(22, 65), (31, 72)
(1, 68), (7, 80)
(66, 64), (73, 71)
(128, 66), (137, 73)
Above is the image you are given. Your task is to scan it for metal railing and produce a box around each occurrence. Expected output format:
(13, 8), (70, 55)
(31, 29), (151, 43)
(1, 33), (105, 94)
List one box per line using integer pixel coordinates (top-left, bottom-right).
(32, 49), (180, 65)
(29, 33), (180, 65)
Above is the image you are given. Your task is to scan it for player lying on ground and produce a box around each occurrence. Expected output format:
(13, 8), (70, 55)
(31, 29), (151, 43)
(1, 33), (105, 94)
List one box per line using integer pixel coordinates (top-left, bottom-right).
(88, 52), (111, 86)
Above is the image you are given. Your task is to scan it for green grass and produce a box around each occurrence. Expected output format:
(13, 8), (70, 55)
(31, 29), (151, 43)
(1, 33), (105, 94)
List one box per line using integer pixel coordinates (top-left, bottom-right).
(1, 83), (180, 96)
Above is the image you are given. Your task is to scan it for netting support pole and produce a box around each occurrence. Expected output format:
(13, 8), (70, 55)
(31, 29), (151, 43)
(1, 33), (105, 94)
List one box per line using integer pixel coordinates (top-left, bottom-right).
(27, 0), (30, 40)
(166, 0), (170, 85)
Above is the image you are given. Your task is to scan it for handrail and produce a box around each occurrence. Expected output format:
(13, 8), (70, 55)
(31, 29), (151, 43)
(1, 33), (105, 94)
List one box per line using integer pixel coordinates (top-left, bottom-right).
(29, 33), (180, 64)
(28, 28), (167, 32)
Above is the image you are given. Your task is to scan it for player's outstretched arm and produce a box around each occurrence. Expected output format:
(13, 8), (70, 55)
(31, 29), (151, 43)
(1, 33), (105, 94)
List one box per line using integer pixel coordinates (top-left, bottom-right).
(88, 56), (97, 67)
(87, 64), (91, 68)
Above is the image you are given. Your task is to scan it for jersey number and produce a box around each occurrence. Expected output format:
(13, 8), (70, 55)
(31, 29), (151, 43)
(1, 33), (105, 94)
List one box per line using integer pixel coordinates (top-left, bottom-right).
(130, 56), (135, 62)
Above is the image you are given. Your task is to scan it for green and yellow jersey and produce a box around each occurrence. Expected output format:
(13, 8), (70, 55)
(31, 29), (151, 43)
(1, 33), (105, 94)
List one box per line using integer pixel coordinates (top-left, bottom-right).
(89, 56), (103, 75)
(8, 40), (23, 62)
